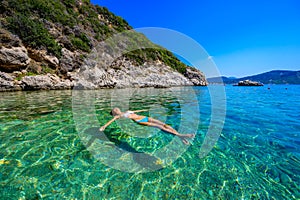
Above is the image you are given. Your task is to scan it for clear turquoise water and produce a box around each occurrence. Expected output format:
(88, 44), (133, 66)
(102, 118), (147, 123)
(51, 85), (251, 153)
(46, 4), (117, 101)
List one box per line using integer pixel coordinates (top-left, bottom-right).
(0, 85), (299, 199)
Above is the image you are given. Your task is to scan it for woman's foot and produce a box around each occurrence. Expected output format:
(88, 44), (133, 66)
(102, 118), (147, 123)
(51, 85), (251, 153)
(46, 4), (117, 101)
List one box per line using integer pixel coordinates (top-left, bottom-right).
(184, 134), (195, 138)
(181, 138), (190, 145)
(178, 133), (195, 138)
(179, 134), (195, 145)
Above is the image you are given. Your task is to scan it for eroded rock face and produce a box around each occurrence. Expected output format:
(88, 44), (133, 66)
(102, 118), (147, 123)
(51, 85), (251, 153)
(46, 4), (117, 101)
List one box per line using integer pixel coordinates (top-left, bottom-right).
(0, 56), (208, 91)
(27, 48), (59, 68)
(21, 74), (73, 90)
(184, 67), (208, 86)
(73, 57), (194, 89)
(60, 48), (82, 73)
(109, 61), (193, 88)
(0, 46), (30, 72)
(0, 29), (31, 72)
(0, 28), (22, 48)
(0, 72), (73, 92)
(0, 29), (207, 91)
(0, 72), (17, 91)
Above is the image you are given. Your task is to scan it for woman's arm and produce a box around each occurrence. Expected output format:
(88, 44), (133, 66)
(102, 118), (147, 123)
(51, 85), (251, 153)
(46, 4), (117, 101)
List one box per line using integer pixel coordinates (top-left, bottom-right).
(131, 109), (148, 113)
(99, 116), (120, 131)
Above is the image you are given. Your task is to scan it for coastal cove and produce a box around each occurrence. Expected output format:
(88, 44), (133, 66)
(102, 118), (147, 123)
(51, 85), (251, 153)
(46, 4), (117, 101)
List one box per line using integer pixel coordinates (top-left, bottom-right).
(1, 85), (299, 199)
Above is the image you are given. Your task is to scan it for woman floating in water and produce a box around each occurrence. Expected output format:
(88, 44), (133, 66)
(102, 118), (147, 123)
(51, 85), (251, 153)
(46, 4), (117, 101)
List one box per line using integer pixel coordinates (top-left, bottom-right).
(100, 107), (195, 145)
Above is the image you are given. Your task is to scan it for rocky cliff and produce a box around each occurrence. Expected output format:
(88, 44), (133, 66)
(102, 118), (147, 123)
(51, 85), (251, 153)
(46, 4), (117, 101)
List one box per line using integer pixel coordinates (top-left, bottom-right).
(0, 0), (207, 91)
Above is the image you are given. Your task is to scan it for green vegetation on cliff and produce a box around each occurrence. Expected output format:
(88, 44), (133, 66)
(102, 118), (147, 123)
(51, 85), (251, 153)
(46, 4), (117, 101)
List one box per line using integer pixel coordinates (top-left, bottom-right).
(7, 14), (63, 58)
(126, 49), (187, 74)
(0, 0), (189, 73)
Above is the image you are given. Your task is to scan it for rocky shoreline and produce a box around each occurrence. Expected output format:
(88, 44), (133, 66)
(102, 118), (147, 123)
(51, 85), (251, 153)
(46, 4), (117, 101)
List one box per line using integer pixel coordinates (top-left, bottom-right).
(0, 1), (208, 92)
(0, 29), (207, 92)
(0, 64), (207, 92)
(0, 71), (73, 92)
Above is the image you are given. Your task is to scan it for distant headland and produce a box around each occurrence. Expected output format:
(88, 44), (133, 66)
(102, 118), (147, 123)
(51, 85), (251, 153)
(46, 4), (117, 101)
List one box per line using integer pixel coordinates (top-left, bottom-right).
(208, 70), (300, 85)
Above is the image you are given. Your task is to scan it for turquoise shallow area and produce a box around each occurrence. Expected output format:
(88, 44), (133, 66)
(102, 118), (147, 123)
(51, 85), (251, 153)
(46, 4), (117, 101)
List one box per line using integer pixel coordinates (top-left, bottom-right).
(0, 85), (299, 199)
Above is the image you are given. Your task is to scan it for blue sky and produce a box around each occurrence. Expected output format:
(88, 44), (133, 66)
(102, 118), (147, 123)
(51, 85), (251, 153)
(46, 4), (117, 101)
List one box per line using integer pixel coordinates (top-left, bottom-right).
(91, 0), (300, 77)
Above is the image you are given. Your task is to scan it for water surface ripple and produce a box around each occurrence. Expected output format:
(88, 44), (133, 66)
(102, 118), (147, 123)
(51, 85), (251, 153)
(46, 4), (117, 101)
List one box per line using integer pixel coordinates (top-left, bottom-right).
(0, 85), (299, 199)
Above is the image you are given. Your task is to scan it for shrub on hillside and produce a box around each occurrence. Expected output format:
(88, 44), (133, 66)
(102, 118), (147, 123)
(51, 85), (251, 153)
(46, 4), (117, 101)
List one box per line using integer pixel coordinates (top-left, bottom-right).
(7, 14), (62, 58)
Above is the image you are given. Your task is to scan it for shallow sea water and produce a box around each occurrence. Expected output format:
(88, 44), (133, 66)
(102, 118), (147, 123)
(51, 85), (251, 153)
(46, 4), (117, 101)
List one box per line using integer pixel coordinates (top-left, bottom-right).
(0, 85), (299, 199)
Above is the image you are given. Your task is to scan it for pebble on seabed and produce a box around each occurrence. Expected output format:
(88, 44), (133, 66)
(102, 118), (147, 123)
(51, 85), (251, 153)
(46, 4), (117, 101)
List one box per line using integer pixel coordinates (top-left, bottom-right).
(0, 159), (10, 165)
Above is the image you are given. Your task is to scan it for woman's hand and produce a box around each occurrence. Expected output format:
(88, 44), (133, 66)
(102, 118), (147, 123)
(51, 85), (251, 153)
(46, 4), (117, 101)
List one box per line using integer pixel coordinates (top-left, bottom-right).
(99, 126), (106, 131)
(99, 116), (120, 132)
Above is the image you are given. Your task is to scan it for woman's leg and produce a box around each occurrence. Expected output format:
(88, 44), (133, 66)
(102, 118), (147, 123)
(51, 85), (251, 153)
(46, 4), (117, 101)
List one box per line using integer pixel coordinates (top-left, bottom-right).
(148, 118), (181, 134)
(148, 118), (194, 138)
(148, 117), (166, 126)
(139, 120), (194, 144)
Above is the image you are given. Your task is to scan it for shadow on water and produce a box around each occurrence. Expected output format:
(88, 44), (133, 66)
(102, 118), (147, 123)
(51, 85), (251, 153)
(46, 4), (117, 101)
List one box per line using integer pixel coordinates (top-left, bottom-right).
(84, 127), (163, 170)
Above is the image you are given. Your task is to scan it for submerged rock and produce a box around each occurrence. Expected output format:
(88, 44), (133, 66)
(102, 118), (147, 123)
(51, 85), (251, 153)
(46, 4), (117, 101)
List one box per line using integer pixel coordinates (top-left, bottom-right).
(280, 173), (291, 184)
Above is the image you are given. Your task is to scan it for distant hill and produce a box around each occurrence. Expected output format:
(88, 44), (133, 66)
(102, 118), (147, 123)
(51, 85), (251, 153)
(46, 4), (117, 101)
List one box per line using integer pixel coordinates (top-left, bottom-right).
(208, 70), (300, 84)
(207, 76), (237, 84)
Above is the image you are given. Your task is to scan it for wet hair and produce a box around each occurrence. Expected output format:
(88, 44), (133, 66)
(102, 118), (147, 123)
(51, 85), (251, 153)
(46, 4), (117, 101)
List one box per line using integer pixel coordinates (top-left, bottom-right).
(110, 107), (121, 116)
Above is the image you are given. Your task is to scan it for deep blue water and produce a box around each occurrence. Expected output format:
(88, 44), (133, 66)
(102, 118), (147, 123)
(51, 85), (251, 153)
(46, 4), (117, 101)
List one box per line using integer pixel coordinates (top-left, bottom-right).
(0, 85), (299, 199)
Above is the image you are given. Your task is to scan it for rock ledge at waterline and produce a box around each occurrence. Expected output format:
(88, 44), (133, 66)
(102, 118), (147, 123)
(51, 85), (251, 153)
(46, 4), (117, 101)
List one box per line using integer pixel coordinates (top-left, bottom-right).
(0, 61), (207, 91)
